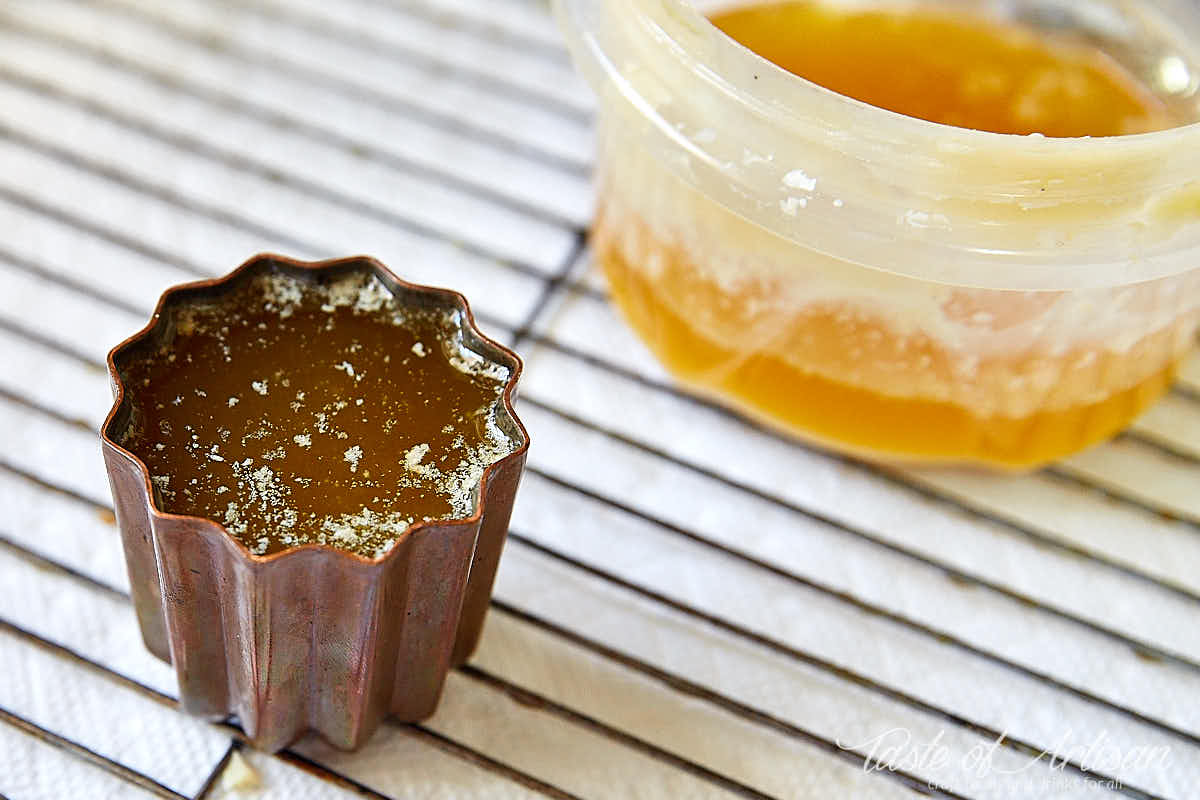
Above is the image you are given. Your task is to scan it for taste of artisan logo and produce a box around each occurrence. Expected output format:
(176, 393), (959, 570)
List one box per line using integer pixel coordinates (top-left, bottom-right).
(837, 727), (1172, 793)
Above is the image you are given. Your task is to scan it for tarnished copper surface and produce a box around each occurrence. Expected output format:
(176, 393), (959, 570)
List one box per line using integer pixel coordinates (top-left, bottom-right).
(99, 254), (528, 752)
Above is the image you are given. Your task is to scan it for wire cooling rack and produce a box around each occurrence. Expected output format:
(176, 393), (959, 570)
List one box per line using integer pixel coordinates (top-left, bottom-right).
(0, 1), (1198, 798)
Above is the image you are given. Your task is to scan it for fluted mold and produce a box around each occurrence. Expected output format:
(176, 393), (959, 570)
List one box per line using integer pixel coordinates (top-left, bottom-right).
(99, 254), (528, 752)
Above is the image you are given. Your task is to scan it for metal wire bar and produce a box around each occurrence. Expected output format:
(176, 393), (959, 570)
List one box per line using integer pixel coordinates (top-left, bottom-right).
(216, 0), (593, 123)
(89, 0), (592, 177)
(0, 17), (587, 232)
(0, 705), (189, 800)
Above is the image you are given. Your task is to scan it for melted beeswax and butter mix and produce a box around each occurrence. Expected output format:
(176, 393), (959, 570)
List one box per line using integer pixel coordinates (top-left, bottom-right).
(711, 2), (1175, 136)
(593, 2), (1184, 468)
(120, 272), (516, 558)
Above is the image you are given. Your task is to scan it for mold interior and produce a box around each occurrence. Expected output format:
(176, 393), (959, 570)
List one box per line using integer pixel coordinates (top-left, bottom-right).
(117, 268), (518, 558)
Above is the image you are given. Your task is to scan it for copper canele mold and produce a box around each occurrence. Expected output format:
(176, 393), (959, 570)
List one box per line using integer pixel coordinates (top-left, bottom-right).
(99, 254), (529, 752)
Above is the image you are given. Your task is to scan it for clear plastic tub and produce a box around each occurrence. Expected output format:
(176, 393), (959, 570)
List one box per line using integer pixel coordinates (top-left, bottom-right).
(555, 0), (1200, 468)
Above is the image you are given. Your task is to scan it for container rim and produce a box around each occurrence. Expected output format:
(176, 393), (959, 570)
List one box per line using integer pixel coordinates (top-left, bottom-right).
(555, 0), (1200, 290)
(656, 0), (1200, 149)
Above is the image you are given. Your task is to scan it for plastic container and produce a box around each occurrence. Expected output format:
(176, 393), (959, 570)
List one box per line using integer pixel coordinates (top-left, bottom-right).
(555, 0), (1200, 468)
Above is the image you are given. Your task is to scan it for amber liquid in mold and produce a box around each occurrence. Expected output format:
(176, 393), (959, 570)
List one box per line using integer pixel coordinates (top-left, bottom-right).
(593, 2), (1192, 468)
(120, 272), (515, 557)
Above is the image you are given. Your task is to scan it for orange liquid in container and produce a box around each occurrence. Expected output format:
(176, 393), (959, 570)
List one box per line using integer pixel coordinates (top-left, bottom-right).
(594, 2), (1186, 468)
(711, 2), (1173, 137)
